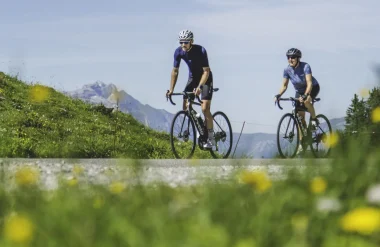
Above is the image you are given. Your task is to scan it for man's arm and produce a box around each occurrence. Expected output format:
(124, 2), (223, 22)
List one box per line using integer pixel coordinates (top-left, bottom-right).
(197, 46), (210, 89)
(197, 67), (210, 88)
(169, 67), (179, 92)
(169, 48), (181, 93)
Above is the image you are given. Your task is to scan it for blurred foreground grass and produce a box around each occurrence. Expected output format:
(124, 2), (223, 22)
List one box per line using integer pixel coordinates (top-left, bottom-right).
(0, 136), (380, 247)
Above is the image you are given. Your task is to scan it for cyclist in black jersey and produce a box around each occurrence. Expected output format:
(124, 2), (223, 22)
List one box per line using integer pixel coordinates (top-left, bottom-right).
(166, 29), (215, 149)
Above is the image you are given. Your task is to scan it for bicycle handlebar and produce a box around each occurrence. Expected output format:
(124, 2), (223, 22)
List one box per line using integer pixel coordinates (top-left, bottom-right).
(166, 88), (219, 106)
(166, 90), (202, 105)
(275, 96), (320, 110)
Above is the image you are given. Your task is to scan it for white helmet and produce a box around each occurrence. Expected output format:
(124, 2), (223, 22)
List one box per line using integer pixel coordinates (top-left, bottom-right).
(178, 29), (194, 41)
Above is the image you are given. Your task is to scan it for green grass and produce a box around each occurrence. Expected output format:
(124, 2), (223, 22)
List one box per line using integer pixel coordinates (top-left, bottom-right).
(0, 72), (212, 159)
(0, 135), (380, 246)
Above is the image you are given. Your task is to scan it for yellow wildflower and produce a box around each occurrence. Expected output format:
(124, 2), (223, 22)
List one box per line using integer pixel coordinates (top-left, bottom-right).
(67, 177), (78, 187)
(341, 207), (380, 235)
(109, 181), (125, 194)
(322, 132), (339, 148)
(239, 170), (272, 193)
(73, 165), (84, 175)
(29, 84), (50, 103)
(15, 166), (39, 186)
(372, 107), (380, 123)
(291, 213), (309, 232)
(4, 213), (34, 244)
(310, 176), (327, 194)
(359, 88), (370, 98)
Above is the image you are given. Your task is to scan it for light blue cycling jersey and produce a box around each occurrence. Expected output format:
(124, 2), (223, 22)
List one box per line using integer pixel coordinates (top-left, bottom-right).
(283, 62), (319, 93)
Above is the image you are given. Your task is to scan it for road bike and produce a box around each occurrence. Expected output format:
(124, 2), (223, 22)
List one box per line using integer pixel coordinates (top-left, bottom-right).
(275, 96), (332, 158)
(166, 88), (233, 159)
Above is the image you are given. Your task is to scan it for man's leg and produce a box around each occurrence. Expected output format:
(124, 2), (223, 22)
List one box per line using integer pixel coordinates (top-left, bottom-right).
(183, 77), (195, 111)
(201, 83), (214, 148)
(182, 99), (188, 111)
(202, 100), (213, 130)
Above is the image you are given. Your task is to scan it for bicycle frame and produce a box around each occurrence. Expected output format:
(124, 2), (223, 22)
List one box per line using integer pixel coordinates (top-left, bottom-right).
(167, 91), (207, 138)
(276, 96), (320, 145)
(167, 89), (226, 144)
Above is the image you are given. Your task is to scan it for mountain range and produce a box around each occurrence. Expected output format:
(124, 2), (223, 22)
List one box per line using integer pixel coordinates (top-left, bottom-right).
(64, 82), (346, 158)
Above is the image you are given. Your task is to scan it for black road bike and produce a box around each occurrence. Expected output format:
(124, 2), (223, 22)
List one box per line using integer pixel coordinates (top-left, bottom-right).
(275, 97), (332, 158)
(166, 88), (233, 159)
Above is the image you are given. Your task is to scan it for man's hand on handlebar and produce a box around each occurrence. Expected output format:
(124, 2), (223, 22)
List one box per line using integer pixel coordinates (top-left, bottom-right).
(194, 87), (201, 96)
(274, 94), (281, 101)
(166, 89), (173, 98)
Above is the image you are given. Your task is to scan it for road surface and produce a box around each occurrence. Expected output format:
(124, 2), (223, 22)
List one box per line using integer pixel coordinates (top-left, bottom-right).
(0, 158), (331, 190)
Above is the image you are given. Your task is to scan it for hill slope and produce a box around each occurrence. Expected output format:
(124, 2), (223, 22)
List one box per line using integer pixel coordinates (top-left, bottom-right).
(0, 72), (211, 159)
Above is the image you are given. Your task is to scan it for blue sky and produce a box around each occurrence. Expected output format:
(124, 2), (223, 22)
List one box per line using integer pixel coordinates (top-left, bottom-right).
(1, 0), (379, 134)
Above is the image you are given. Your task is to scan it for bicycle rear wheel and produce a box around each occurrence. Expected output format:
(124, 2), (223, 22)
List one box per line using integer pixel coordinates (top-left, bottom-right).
(170, 111), (196, 159)
(310, 114), (332, 158)
(210, 111), (233, 159)
(277, 113), (300, 158)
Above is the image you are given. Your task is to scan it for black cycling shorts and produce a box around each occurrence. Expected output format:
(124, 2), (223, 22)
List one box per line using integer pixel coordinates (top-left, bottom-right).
(295, 84), (320, 108)
(295, 84), (320, 99)
(184, 77), (213, 100)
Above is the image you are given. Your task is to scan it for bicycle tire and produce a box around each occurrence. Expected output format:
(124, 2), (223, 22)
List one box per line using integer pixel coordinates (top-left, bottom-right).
(309, 114), (332, 158)
(170, 110), (196, 159)
(210, 111), (233, 159)
(277, 113), (300, 158)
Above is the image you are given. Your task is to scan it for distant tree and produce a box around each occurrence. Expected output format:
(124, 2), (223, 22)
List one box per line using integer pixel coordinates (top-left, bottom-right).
(341, 65), (380, 148)
(367, 87), (380, 144)
(344, 94), (370, 134)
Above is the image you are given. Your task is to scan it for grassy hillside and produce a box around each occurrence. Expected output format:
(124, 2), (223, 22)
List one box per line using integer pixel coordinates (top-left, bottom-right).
(0, 72), (211, 158)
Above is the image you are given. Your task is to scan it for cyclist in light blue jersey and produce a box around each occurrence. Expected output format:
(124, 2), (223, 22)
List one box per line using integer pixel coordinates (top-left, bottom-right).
(275, 48), (320, 128)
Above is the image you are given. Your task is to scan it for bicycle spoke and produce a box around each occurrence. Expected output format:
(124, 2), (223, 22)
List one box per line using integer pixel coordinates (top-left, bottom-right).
(210, 111), (232, 159)
(277, 113), (300, 158)
(170, 111), (196, 159)
(310, 114), (332, 158)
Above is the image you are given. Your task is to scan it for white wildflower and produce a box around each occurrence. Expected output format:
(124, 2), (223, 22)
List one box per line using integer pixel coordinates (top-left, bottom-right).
(366, 184), (380, 204)
(316, 197), (341, 213)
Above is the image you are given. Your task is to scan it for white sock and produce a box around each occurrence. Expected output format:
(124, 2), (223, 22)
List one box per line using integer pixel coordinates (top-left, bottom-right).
(208, 129), (214, 139)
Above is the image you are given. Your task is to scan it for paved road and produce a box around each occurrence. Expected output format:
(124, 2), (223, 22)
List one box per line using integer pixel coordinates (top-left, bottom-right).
(0, 158), (331, 189)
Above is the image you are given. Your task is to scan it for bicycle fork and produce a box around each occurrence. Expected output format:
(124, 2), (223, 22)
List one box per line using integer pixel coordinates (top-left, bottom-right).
(178, 115), (191, 142)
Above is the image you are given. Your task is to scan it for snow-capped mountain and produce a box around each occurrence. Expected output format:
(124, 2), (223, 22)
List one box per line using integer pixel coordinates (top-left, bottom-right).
(65, 81), (174, 132)
(64, 82), (346, 158)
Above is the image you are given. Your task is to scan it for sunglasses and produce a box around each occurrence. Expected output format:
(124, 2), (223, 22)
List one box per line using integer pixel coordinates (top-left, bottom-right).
(179, 41), (190, 45)
(287, 56), (298, 59)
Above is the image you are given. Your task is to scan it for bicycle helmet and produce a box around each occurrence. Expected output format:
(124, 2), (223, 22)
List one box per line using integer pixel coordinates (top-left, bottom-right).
(178, 29), (194, 41)
(286, 48), (302, 58)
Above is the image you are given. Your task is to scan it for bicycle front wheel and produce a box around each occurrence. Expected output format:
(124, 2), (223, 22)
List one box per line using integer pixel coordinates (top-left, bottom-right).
(210, 111), (233, 159)
(170, 110), (196, 159)
(310, 114), (332, 158)
(277, 113), (300, 158)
